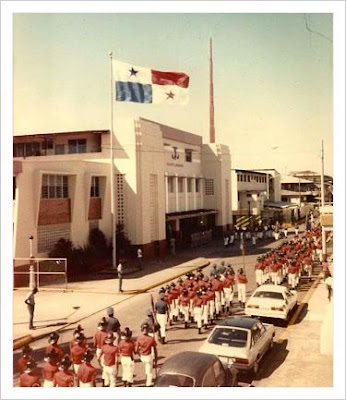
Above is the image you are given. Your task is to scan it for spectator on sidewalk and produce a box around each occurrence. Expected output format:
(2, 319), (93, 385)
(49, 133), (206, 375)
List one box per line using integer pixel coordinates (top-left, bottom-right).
(137, 248), (143, 270)
(324, 272), (333, 301)
(117, 261), (123, 292)
(24, 287), (38, 330)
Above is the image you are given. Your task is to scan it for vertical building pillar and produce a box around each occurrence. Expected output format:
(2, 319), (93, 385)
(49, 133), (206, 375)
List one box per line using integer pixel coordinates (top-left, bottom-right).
(184, 177), (188, 212)
(175, 174), (179, 212)
(193, 176), (197, 210)
(165, 174), (169, 214)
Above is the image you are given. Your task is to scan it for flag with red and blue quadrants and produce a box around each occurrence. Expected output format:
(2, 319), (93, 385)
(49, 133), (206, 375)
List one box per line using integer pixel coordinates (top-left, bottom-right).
(114, 60), (189, 104)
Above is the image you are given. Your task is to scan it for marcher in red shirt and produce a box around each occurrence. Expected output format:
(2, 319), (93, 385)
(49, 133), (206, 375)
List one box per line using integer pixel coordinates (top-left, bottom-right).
(77, 349), (97, 387)
(53, 355), (74, 387)
(69, 324), (85, 353)
(20, 360), (41, 387)
(42, 349), (59, 387)
(178, 289), (190, 328)
(71, 333), (88, 377)
(118, 327), (136, 387)
(45, 332), (64, 363)
(135, 323), (158, 387)
(93, 317), (108, 366)
(192, 290), (204, 334)
(18, 344), (34, 374)
(98, 332), (118, 387)
(236, 268), (248, 307)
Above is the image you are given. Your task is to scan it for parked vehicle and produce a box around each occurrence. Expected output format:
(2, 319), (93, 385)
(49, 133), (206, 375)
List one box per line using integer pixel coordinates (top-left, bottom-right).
(154, 351), (238, 387)
(245, 284), (297, 322)
(199, 317), (275, 377)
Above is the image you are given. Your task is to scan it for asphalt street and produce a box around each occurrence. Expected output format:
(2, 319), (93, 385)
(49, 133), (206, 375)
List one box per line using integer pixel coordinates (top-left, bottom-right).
(13, 234), (321, 387)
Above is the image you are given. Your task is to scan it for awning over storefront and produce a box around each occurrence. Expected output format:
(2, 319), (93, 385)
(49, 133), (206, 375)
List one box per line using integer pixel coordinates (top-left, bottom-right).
(166, 209), (217, 221)
(264, 201), (297, 209)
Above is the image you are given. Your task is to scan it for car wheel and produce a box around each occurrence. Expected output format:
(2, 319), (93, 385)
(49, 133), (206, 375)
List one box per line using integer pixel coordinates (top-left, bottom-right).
(251, 359), (259, 378)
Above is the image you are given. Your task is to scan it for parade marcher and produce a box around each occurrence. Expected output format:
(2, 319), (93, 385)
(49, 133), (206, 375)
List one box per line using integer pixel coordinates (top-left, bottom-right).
(287, 262), (298, 289)
(135, 323), (158, 387)
(53, 355), (74, 387)
(155, 291), (169, 344)
(98, 332), (119, 387)
(20, 359), (41, 387)
(222, 271), (233, 315)
(236, 268), (248, 307)
(71, 333), (88, 379)
(69, 325), (86, 353)
(24, 286), (38, 330)
(254, 257), (264, 286)
(118, 327), (136, 387)
(106, 307), (121, 341)
(205, 283), (216, 324)
(192, 290), (204, 334)
(18, 344), (34, 374)
(93, 317), (108, 366)
(77, 349), (97, 387)
(117, 261), (124, 292)
(169, 282), (180, 322)
(187, 283), (196, 322)
(137, 248), (143, 270)
(45, 332), (64, 363)
(178, 288), (190, 328)
(42, 349), (59, 387)
(211, 274), (224, 316)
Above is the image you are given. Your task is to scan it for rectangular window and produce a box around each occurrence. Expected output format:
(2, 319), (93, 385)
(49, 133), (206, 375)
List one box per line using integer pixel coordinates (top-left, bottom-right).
(41, 174), (69, 199)
(205, 179), (214, 196)
(167, 176), (174, 193)
(187, 178), (192, 193)
(55, 144), (65, 155)
(185, 149), (192, 162)
(42, 140), (53, 150)
(178, 177), (184, 193)
(195, 179), (200, 193)
(37, 223), (70, 253)
(68, 139), (87, 154)
(90, 176), (100, 197)
(13, 143), (24, 157)
(247, 175), (250, 182)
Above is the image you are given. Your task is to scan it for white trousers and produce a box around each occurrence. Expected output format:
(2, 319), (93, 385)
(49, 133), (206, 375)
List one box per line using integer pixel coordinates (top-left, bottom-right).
(156, 313), (167, 338)
(209, 300), (215, 319)
(79, 381), (93, 387)
(73, 363), (81, 375)
(288, 273), (296, 288)
(255, 269), (264, 285)
(215, 291), (221, 314)
(237, 283), (246, 303)
(102, 364), (117, 387)
(43, 379), (54, 388)
(140, 354), (153, 387)
(193, 307), (203, 328)
(121, 356), (134, 384)
(202, 303), (209, 324)
(180, 305), (190, 322)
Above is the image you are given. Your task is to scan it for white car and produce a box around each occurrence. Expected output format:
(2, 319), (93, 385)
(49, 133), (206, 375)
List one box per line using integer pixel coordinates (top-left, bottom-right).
(199, 317), (275, 377)
(245, 284), (298, 322)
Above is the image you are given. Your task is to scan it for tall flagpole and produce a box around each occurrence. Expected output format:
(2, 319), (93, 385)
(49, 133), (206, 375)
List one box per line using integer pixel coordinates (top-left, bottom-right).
(209, 37), (215, 143)
(109, 52), (116, 269)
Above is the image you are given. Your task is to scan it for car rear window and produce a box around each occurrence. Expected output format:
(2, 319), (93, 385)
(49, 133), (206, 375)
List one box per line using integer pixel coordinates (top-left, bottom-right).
(155, 373), (194, 387)
(253, 291), (284, 300)
(208, 328), (248, 347)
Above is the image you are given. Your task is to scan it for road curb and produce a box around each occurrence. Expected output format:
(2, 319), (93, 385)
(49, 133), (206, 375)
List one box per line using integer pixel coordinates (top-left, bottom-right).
(13, 259), (209, 349)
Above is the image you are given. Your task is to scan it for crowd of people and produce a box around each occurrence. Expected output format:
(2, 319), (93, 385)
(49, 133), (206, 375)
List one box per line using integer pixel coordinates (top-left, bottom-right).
(18, 221), (330, 388)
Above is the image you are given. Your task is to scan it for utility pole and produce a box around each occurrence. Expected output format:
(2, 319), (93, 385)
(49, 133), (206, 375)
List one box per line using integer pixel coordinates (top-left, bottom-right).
(321, 140), (327, 261)
(209, 37), (215, 143)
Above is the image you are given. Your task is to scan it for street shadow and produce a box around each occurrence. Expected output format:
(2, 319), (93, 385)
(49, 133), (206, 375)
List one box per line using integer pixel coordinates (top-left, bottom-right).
(240, 339), (289, 384)
(166, 337), (207, 345)
(31, 321), (68, 330)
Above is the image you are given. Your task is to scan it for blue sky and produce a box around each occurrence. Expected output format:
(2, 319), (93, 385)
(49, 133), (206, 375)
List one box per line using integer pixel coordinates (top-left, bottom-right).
(9, 7), (340, 176)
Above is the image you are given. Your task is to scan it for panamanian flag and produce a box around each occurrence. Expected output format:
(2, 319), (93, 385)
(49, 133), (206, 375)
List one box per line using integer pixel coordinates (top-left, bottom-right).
(114, 60), (189, 105)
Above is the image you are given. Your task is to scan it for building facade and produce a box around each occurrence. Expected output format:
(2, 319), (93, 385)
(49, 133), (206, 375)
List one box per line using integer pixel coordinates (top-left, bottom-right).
(13, 118), (232, 260)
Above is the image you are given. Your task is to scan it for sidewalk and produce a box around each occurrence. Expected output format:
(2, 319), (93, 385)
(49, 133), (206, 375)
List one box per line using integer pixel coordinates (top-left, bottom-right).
(13, 256), (210, 347)
(257, 279), (333, 387)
